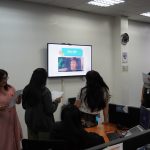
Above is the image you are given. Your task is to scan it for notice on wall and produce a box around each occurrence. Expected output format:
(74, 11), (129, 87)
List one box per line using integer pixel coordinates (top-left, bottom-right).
(121, 51), (128, 72)
(122, 52), (128, 63)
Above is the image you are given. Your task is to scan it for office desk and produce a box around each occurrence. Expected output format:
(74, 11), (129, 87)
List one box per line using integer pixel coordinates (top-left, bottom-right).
(85, 123), (118, 142)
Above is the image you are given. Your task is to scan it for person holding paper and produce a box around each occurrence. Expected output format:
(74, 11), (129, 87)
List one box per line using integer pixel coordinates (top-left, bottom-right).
(75, 70), (110, 127)
(22, 68), (61, 140)
(0, 69), (22, 150)
(141, 72), (150, 108)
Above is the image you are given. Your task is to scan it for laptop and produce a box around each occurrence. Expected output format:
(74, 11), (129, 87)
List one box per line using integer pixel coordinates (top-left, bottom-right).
(125, 106), (150, 136)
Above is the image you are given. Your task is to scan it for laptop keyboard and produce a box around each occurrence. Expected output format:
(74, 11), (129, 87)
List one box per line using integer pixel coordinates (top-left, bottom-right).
(129, 127), (141, 133)
(123, 125), (145, 137)
(129, 125), (143, 134)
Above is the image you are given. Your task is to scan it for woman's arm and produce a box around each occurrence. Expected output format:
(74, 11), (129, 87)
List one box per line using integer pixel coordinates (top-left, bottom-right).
(43, 88), (61, 115)
(74, 90), (81, 108)
(103, 103), (109, 123)
(74, 99), (81, 108)
(103, 88), (110, 123)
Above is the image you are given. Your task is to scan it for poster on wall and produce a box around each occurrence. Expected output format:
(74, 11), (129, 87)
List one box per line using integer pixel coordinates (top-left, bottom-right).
(121, 51), (128, 72)
(122, 52), (128, 63)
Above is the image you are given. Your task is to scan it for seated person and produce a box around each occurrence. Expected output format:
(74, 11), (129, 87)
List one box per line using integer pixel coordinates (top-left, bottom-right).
(51, 104), (104, 150)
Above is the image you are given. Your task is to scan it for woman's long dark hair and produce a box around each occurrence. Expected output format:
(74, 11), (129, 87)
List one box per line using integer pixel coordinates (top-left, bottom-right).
(23, 68), (47, 107)
(80, 70), (109, 112)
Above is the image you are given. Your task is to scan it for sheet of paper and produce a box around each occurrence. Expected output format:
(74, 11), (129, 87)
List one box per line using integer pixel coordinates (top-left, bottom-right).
(103, 143), (123, 150)
(51, 90), (64, 101)
(9, 89), (23, 107)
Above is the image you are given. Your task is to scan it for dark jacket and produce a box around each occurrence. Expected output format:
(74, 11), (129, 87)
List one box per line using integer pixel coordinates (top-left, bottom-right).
(51, 122), (105, 150)
(142, 87), (150, 108)
(22, 86), (58, 132)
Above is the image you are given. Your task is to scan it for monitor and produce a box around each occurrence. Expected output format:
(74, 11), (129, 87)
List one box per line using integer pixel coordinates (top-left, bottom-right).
(140, 106), (150, 129)
(47, 43), (92, 77)
(109, 103), (140, 128)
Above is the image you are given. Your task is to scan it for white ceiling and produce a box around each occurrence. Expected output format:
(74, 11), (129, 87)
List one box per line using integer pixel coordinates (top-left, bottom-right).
(17, 0), (150, 23)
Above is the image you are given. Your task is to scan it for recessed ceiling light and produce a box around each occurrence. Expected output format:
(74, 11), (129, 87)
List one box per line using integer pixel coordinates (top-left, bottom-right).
(88, 0), (125, 7)
(140, 12), (150, 17)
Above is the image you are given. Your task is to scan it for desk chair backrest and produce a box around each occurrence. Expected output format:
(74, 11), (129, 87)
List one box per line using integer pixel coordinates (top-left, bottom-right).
(22, 139), (69, 150)
(68, 97), (76, 105)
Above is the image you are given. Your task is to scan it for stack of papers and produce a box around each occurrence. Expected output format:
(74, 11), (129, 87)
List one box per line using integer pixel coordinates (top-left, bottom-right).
(142, 73), (150, 88)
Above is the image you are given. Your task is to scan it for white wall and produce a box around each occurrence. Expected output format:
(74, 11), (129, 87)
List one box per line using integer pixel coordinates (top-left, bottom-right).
(112, 19), (150, 107)
(0, 1), (114, 138)
(128, 21), (150, 106)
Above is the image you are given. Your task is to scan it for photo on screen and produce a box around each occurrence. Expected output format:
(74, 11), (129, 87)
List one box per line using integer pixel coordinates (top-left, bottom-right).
(58, 57), (83, 72)
(47, 43), (92, 77)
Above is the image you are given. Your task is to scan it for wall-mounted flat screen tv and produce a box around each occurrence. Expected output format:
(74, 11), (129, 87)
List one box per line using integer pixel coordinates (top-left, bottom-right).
(47, 43), (92, 77)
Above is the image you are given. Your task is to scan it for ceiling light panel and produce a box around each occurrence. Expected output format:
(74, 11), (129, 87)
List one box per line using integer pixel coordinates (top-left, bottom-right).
(88, 0), (125, 7)
(140, 12), (150, 17)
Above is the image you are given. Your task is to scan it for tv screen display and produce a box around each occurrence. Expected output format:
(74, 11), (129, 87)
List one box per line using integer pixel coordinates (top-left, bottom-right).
(47, 43), (92, 77)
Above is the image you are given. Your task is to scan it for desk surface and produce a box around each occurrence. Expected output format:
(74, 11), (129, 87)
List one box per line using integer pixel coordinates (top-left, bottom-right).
(85, 123), (118, 142)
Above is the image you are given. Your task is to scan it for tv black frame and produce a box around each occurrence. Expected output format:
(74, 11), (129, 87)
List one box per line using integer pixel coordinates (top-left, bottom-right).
(47, 43), (92, 78)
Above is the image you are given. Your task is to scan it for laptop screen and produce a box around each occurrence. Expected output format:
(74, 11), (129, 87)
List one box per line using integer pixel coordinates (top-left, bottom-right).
(140, 106), (150, 129)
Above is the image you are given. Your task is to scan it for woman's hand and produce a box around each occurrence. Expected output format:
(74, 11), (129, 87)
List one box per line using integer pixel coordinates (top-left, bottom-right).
(54, 97), (61, 104)
(16, 94), (22, 104)
(74, 100), (81, 108)
(0, 105), (8, 111)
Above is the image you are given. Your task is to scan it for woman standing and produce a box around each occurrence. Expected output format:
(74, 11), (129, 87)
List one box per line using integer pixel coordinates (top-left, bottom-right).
(22, 68), (61, 140)
(75, 70), (110, 127)
(141, 72), (150, 108)
(0, 69), (22, 150)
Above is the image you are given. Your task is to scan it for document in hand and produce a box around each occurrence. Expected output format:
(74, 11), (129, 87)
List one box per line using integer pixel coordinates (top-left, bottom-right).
(9, 89), (23, 107)
(142, 73), (150, 88)
(51, 90), (64, 101)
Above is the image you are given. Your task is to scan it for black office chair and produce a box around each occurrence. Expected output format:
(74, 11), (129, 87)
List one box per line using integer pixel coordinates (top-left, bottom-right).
(68, 97), (76, 105)
(22, 139), (69, 150)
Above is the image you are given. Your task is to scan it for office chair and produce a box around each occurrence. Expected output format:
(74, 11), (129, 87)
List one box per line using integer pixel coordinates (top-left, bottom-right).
(68, 97), (76, 105)
(22, 139), (69, 150)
